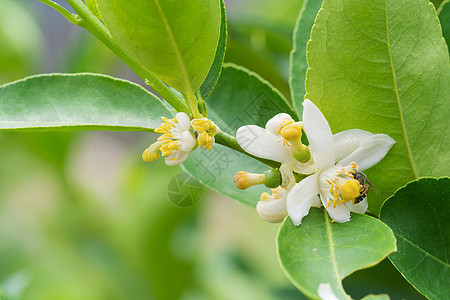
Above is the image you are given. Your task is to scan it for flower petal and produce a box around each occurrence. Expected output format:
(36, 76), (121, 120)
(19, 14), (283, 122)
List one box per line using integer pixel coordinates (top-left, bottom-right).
(256, 193), (288, 223)
(318, 283), (339, 300)
(302, 100), (335, 170)
(236, 125), (293, 164)
(337, 134), (395, 171)
(265, 113), (293, 135)
(292, 158), (318, 175)
(180, 131), (196, 151)
(286, 173), (320, 226)
(334, 129), (373, 162)
(320, 193), (351, 223)
(345, 198), (368, 214)
(176, 112), (191, 131)
(165, 151), (190, 166)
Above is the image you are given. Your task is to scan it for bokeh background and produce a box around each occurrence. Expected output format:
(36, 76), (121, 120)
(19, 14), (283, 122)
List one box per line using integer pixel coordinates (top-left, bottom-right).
(1, 0), (440, 299)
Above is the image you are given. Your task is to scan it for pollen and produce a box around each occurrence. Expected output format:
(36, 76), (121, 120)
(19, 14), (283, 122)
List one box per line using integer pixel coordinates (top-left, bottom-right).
(142, 147), (160, 162)
(160, 140), (179, 156)
(340, 179), (361, 202)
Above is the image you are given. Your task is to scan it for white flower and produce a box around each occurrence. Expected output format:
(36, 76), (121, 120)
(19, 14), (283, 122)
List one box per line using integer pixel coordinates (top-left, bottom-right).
(142, 112), (196, 166)
(286, 100), (395, 225)
(318, 283), (339, 300)
(191, 118), (219, 150)
(256, 187), (288, 223)
(236, 113), (317, 187)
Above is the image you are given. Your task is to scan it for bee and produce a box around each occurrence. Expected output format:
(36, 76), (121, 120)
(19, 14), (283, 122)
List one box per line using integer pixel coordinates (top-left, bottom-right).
(352, 170), (380, 204)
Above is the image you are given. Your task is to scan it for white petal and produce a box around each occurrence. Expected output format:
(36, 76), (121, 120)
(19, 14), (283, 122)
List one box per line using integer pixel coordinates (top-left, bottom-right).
(180, 131), (196, 151)
(286, 173), (320, 226)
(334, 129), (373, 161)
(320, 193), (351, 223)
(337, 134), (395, 171)
(236, 125), (293, 164)
(256, 194), (288, 223)
(165, 151), (190, 166)
(311, 196), (321, 207)
(265, 113), (293, 135)
(345, 198), (368, 214)
(280, 164), (296, 191)
(176, 112), (191, 131)
(292, 158), (318, 175)
(302, 100), (335, 170)
(318, 283), (339, 300)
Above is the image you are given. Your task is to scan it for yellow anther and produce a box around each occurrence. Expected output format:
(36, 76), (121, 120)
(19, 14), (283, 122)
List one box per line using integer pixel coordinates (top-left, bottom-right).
(340, 179), (361, 202)
(260, 192), (271, 201)
(326, 200), (331, 208)
(142, 140), (164, 163)
(191, 118), (219, 135)
(198, 131), (214, 150)
(142, 148), (160, 162)
(160, 140), (179, 156)
(351, 162), (358, 170)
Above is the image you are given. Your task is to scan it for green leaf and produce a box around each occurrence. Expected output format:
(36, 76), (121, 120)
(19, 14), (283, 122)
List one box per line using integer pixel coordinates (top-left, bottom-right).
(277, 208), (397, 299)
(199, 0), (227, 99)
(85, 0), (103, 21)
(0, 73), (171, 131)
(380, 177), (450, 300)
(304, 0), (450, 214)
(96, 0), (221, 96)
(361, 295), (390, 300)
(438, 0), (450, 52)
(183, 64), (297, 207)
(289, 0), (322, 114)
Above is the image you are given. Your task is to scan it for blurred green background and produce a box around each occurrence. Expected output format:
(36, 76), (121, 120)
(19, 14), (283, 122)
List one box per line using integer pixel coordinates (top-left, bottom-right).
(0, 0), (437, 299)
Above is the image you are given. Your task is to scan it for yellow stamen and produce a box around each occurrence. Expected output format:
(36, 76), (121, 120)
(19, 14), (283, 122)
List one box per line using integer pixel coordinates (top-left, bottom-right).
(340, 179), (361, 202)
(142, 141), (164, 162)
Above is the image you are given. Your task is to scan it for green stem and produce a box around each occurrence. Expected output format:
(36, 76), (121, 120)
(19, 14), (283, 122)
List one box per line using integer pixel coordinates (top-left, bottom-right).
(215, 131), (280, 169)
(187, 92), (201, 119)
(63, 0), (190, 115)
(38, 0), (79, 25)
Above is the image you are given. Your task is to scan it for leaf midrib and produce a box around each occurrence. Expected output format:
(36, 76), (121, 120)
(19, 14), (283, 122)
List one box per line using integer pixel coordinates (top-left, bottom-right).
(384, 0), (419, 179)
(152, 0), (192, 94)
(324, 210), (350, 299)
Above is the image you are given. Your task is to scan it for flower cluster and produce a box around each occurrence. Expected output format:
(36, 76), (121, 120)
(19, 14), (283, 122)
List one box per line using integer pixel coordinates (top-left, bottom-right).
(234, 100), (395, 225)
(142, 112), (219, 166)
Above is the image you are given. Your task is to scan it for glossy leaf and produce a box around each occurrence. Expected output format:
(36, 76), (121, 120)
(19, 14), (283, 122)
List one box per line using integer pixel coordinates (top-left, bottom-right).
(0, 73), (171, 131)
(380, 177), (450, 300)
(97, 0), (221, 95)
(86, 0), (103, 21)
(183, 64), (297, 207)
(361, 295), (390, 300)
(199, 0), (227, 99)
(438, 0), (450, 52)
(289, 0), (322, 114)
(305, 0), (450, 214)
(277, 208), (397, 299)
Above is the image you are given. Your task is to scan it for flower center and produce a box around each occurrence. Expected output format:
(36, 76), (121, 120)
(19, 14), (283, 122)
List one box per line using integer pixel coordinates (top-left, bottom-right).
(322, 163), (366, 208)
(191, 118), (219, 150)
